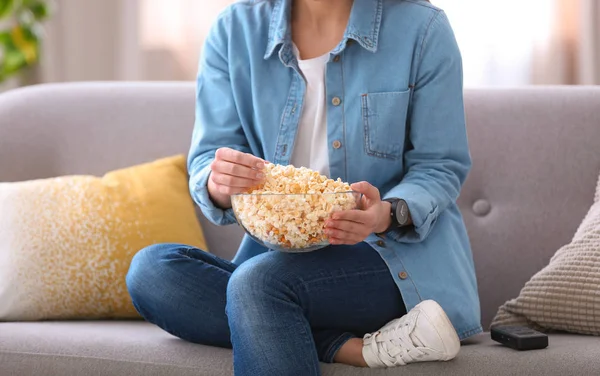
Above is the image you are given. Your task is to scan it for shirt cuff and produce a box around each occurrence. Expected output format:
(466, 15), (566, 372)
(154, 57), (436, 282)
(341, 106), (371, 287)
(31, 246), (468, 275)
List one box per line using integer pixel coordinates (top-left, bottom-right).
(189, 164), (238, 226)
(383, 182), (439, 243)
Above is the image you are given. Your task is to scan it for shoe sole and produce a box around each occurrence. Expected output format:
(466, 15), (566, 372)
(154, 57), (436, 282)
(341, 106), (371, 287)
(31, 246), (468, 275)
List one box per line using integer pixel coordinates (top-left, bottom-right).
(418, 300), (461, 361)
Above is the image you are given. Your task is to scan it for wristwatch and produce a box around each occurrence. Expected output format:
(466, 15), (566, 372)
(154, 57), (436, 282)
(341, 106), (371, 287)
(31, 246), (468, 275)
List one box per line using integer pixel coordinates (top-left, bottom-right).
(382, 198), (410, 233)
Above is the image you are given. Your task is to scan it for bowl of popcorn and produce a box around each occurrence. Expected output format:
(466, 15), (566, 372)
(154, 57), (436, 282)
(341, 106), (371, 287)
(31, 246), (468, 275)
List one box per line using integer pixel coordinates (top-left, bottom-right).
(231, 164), (361, 253)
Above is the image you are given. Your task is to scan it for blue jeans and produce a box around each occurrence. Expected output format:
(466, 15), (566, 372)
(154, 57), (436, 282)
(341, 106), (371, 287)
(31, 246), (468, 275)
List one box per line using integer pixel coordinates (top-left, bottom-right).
(126, 242), (406, 376)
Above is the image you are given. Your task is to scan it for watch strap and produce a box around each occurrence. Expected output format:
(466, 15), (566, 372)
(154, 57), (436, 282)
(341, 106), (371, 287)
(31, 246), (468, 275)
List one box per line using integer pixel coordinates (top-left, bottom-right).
(381, 198), (400, 234)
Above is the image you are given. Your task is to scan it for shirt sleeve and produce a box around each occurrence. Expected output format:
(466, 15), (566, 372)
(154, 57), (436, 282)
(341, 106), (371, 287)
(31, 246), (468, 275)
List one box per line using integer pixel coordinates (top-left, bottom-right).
(383, 10), (472, 243)
(187, 8), (245, 226)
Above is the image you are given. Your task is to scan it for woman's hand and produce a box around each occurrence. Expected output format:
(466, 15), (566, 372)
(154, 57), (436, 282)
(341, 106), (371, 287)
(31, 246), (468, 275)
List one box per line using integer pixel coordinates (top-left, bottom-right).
(325, 182), (392, 245)
(207, 148), (266, 209)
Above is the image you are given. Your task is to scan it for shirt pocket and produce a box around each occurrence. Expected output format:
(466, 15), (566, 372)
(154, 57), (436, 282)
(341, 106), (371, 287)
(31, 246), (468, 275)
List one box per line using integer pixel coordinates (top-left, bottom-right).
(361, 89), (411, 160)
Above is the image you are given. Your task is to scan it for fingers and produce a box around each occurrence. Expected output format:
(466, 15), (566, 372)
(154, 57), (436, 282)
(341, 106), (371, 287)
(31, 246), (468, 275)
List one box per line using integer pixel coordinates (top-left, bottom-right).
(330, 209), (369, 224)
(325, 206), (380, 245)
(325, 213), (372, 245)
(350, 181), (380, 202)
(209, 170), (261, 196)
(215, 148), (265, 169)
(210, 172), (258, 189)
(214, 183), (251, 196)
(325, 227), (365, 245)
(211, 159), (264, 181)
(325, 219), (365, 236)
(210, 148), (267, 196)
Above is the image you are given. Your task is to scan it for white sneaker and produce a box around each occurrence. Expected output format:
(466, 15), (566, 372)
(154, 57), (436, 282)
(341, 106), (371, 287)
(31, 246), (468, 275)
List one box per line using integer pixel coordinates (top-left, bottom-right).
(362, 300), (461, 368)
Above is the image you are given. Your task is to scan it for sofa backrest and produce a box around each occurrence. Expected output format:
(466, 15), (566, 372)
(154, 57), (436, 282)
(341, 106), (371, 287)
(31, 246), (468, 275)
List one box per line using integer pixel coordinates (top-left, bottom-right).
(1, 82), (599, 328)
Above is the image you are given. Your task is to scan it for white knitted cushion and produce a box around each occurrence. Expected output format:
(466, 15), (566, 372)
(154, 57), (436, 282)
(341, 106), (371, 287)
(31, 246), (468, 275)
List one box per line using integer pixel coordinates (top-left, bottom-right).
(492, 172), (600, 335)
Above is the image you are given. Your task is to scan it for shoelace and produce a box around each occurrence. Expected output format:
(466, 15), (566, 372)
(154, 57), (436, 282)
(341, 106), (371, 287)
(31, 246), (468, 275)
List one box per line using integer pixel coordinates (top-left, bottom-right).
(370, 316), (426, 366)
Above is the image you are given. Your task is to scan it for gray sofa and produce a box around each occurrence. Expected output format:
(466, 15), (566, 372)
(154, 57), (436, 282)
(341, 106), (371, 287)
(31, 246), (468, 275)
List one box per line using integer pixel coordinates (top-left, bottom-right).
(1, 83), (599, 376)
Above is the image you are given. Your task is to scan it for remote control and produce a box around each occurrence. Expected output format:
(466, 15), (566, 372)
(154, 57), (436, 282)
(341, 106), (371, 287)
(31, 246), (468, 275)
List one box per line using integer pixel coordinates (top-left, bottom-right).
(491, 326), (549, 351)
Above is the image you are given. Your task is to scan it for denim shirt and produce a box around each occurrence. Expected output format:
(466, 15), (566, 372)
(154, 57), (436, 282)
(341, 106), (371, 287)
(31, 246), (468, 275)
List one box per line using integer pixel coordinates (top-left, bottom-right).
(188, 0), (482, 340)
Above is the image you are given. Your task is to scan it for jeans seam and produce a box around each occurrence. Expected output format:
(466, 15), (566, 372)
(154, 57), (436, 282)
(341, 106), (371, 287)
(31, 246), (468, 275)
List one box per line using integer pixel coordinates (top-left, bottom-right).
(458, 325), (484, 340)
(181, 246), (195, 259)
(294, 275), (348, 370)
(323, 332), (356, 363)
(300, 269), (391, 288)
(288, 278), (322, 375)
(170, 248), (236, 297)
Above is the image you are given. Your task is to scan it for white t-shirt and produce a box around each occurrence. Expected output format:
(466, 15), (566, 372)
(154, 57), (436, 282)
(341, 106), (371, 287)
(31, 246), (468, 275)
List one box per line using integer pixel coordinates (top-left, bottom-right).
(289, 47), (330, 177)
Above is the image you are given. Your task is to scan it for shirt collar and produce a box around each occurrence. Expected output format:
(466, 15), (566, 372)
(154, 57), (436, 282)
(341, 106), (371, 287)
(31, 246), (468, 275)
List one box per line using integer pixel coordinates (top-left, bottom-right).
(264, 0), (383, 60)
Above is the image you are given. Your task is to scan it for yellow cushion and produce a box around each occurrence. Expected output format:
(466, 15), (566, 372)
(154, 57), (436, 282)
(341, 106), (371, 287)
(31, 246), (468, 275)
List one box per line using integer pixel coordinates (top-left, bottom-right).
(0, 155), (206, 321)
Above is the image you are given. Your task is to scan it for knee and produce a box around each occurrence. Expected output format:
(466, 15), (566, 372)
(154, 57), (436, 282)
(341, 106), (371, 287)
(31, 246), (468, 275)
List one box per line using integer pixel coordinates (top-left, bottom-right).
(227, 252), (299, 305)
(126, 243), (184, 305)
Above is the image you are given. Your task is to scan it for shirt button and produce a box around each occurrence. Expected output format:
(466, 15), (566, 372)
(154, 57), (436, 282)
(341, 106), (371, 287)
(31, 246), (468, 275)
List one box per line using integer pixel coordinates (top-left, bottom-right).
(473, 199), (492, 217)
(332, 140), (342, 149)
(332, 97), (342, 106)
(399, 271), (408, 280)
(376, 240), (386, 247)
(333, 55), (341, 63)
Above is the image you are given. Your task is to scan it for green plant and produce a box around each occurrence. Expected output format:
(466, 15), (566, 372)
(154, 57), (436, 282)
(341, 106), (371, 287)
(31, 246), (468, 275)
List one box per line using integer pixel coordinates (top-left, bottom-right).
(0, 0), (51, 83)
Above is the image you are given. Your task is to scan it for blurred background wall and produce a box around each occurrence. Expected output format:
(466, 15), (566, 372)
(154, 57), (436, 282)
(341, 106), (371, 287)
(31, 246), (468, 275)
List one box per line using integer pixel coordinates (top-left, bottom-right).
(0, 0), (598, 92)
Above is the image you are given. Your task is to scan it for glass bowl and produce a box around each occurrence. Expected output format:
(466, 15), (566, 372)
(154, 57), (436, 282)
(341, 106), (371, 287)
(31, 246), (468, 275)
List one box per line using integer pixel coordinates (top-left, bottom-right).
(231, 191), (362, 253)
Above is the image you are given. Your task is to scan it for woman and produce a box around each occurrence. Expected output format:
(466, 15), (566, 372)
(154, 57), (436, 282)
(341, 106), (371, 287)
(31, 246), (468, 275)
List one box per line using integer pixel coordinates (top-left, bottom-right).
(126, 0), (482, 375)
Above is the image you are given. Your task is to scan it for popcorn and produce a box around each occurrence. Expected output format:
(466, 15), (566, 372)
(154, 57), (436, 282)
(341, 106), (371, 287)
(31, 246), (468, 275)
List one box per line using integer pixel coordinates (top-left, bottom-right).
(231, 164), (358, 249)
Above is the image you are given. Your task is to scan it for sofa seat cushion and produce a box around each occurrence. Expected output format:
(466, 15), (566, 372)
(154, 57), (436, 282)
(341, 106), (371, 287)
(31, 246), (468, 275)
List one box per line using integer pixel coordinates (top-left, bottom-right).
(1, 321), (599, 376)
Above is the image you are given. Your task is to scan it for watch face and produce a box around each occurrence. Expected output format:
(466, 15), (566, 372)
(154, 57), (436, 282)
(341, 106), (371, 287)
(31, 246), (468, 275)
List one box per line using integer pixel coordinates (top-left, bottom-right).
(396, 200), (409, 225)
